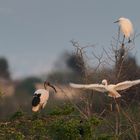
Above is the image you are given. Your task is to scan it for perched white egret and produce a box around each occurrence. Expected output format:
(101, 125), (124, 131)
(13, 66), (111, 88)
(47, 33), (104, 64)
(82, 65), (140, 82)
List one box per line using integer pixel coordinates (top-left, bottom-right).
(114, 17), (133, 43)
(32, 81), (57, 112)
(70, 79), (140, 98)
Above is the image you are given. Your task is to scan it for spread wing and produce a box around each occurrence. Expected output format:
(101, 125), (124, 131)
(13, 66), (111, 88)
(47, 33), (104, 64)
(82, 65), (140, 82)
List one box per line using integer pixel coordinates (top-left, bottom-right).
(115, 79), (140, 91)
(69, 83), (107, 93)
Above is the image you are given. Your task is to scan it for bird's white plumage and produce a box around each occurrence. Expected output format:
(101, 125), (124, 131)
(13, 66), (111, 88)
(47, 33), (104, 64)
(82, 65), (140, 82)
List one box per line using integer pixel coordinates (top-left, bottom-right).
(34, 89), (49, 105)
(32, 89), (49, 112)
(114, 79), (140, 91)
(70, 79), (140, 98)
(69, 83), (107, 92)
(115, 17), (133, 38)
(32, 82), (56, 112)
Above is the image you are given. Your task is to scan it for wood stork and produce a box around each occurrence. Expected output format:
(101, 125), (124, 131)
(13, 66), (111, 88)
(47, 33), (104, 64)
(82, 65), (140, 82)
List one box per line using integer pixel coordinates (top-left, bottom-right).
(114, 17), (133, 43)
(70, 79), (140, 98)
(32, 81), (57, 112)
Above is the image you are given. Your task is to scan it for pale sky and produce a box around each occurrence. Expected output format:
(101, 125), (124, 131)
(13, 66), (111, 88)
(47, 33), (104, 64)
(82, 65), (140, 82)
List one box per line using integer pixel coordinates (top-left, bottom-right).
(0, 0), (140, 79)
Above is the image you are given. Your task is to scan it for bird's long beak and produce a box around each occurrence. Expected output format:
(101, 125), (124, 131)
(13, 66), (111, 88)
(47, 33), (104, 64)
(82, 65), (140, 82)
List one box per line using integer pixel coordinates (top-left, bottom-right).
(44, 81), (57, 93)
(114, 20), (119, 23)
(49, 84), (57, 93)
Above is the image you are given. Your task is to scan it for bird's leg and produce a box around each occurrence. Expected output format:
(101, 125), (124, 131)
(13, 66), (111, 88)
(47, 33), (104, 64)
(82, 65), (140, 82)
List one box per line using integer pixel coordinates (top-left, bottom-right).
(114, 97), (121, 137)
(128, 37), (131, 43)
(122, 35), (125, 46)
(114, 98), (120, 113)
(109, 97), (113, 112)
(40, 103), (44, 110)
(110, 103), (113, 112)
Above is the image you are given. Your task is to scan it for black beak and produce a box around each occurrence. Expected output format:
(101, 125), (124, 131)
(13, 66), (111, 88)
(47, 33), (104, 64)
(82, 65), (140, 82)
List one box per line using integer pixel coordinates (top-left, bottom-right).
(49, 84), (57, 93)
(114, 20), (119, 23)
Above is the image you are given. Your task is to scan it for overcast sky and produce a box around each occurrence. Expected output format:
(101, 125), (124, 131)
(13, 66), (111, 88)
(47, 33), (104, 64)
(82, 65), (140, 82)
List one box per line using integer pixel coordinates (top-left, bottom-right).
(0, 0), (140, 79)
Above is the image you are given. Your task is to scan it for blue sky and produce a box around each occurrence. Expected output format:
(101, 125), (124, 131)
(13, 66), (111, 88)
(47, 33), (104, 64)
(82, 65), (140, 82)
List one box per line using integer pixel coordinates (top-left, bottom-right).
(0, 0), (140, 79)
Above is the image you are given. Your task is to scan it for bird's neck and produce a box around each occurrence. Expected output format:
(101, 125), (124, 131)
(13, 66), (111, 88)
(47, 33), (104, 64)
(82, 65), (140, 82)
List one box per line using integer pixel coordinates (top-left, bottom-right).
(104, 81), (108, 87)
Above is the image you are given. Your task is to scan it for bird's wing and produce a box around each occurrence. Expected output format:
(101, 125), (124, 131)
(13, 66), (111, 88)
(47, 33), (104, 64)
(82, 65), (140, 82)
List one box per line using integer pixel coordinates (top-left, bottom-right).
(114, 79), (140, 91)
(42, 101), (47, 108)
(69, 83), (107, 92)
(40, 92), (49, 104)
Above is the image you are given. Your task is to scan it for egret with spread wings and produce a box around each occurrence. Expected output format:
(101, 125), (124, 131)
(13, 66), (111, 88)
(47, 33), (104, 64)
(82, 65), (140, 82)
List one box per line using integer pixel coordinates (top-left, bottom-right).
(70, 79), (140, 98)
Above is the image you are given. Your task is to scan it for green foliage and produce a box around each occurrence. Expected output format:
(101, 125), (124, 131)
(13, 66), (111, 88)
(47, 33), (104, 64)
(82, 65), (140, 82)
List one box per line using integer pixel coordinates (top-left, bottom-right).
(48, 104), (75, 116)
(29, 119), (48, 140)
(0, 104), (140, 140)
(47, 116), (101, 140)
(0, 122), (25, 140)
(47, 118), (80, 140)
(10, 110), (24, 120)
(0, 115), (48, 139)
(5, 131), (25, 140)
(97, 134), (114, 140)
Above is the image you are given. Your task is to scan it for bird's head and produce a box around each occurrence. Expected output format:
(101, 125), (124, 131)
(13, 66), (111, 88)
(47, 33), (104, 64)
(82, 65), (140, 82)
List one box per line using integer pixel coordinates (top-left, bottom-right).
(119, 17), (126, 20)
(114, 17), (126, 23)
(102, 79), (108, 85)
(44, 81), (57, 93)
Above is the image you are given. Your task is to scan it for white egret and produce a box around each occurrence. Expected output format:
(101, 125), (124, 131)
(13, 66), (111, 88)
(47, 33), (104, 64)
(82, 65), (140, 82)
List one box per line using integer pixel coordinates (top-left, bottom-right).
(32, 81), (57, 112)
(114, 17), (133, 43)
(70, 79), (140, 98)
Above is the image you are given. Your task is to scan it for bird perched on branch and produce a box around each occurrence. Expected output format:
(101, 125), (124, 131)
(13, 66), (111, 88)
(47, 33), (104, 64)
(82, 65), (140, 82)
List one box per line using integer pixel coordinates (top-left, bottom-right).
(70, 79), (140, 98)
(32, 81), (57, 112)
(114, 17), (133, 43)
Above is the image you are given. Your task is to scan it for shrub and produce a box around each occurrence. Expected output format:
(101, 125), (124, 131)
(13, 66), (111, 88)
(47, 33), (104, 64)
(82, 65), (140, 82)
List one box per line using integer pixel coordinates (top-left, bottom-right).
(47, 117), (101, 140)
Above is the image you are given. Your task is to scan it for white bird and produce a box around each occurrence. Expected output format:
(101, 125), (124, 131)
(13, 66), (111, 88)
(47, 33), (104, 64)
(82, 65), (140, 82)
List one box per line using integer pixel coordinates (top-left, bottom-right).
(114, 17), (133, 43)
(70, 79), (140, 98)
(32, 81), (57, 112)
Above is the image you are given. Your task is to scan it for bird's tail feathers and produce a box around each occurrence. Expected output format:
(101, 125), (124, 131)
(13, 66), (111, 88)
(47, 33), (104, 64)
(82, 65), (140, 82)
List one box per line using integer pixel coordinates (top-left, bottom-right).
(32, 105), (40, 112)
(108, 92), (121, 98)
